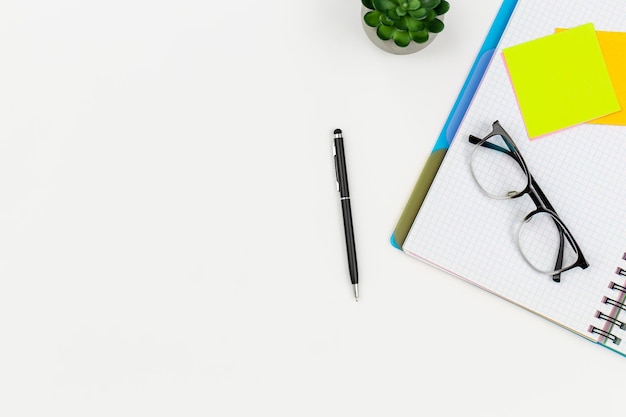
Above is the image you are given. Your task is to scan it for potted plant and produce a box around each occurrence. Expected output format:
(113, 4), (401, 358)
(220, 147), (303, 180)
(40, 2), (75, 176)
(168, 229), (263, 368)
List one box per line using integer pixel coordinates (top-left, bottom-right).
(361, 0), (450, 54)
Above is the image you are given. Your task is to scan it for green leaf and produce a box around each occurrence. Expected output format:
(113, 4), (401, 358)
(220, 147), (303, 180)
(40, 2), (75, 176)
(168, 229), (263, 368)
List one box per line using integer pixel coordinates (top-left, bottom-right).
(373, 0), (398, 11)
(362, 0), (375, 10)
(408, 8), (427, 19)
(364, 11), (383, 27)
(395, 16), (409, 31)
(434, 0), (450, 15)
(380, 14), (395, 26)
(393, 30), (411, 47)
(420, 0), (440, 9)
(406, 16), (424, 31)
(387, 8), (401, 20)
(424, 9), (436, 21)
(396, 7), (407, 16)
(406, 0), (421, 10)
(377, 24), (395, 40)
(426, 18), (445, 33)
(410, 29), (429, 43)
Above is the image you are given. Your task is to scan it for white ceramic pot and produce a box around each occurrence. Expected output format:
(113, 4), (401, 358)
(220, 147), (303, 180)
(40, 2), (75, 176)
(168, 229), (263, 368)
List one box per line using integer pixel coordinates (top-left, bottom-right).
(361, 6), (442, 55)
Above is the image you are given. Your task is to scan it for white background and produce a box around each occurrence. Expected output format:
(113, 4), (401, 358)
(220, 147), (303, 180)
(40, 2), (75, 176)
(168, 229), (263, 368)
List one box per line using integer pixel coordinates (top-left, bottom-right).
(1, 1), (625, 416)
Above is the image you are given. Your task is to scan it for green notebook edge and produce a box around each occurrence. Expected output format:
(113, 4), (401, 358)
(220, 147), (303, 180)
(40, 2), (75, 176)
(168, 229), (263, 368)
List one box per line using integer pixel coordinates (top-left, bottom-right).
(391, 149), (446, 249)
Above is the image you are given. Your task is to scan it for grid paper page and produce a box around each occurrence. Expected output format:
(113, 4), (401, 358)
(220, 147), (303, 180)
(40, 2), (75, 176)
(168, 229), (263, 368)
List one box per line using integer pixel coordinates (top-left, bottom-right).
(403, 0), (626, 356)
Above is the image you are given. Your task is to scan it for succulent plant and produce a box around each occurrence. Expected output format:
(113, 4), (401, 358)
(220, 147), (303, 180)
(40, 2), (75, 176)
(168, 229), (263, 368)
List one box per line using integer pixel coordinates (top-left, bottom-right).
(362, 0), (450, 47)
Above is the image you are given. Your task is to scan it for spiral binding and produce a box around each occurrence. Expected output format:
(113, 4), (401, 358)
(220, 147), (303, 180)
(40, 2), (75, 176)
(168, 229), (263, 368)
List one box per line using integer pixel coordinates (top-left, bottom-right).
(610, 270), (626, 293)
(596, 311), (626, 330)
(589, 326), (621, 345)
(588, 256), (626, 345)
(603, 296), (626, 310)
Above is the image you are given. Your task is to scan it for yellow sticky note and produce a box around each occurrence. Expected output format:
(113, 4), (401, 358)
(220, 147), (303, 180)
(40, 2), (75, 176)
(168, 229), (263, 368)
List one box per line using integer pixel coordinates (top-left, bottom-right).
(557, 28), (626, 126)
(503, 23), (620, 139)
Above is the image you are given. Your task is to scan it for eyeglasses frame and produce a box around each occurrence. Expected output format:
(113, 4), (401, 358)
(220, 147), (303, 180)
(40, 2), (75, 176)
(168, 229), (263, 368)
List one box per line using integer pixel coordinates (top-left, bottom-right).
(468, 120), (589, 282)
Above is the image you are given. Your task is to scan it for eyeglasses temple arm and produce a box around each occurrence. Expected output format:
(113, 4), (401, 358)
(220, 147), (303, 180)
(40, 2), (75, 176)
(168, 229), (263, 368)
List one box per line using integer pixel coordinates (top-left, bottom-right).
(528, 178), (573, 281)
(469, 135), (524, 165)
(553, 232), (564, 283)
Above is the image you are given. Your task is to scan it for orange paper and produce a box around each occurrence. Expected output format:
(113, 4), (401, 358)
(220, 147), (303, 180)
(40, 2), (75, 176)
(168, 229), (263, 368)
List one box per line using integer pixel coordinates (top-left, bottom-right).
(557, 28), (626, 126)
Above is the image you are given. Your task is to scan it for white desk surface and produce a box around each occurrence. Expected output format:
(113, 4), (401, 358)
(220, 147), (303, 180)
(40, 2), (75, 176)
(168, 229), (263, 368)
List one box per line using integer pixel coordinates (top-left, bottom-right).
(2, 1), (625, 415)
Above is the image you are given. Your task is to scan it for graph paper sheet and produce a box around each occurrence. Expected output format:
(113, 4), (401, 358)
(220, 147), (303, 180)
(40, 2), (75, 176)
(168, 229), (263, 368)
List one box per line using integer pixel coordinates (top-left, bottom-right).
(402, 0), (626, 356)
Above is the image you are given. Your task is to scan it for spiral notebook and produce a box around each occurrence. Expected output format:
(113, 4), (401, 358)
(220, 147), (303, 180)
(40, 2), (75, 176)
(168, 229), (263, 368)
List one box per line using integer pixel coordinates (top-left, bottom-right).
(394, 0), (626, 357)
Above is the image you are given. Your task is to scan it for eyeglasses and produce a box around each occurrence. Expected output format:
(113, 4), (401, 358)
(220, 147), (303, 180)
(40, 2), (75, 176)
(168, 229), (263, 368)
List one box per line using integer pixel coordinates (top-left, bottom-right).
(468, 121), (589, 282)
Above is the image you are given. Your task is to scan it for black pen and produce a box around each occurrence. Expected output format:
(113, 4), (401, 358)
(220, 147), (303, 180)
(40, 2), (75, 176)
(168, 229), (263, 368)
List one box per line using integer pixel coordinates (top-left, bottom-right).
(333, 129), (359, 301)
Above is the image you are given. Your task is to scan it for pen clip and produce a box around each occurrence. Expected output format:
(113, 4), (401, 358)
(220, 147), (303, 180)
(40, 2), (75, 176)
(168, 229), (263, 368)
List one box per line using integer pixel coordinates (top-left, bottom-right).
(333, 144), (340, 192)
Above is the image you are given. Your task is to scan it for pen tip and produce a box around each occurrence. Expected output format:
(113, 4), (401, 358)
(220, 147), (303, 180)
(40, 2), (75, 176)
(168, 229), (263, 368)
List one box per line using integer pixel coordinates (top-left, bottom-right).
(334, 128), (342, 135)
